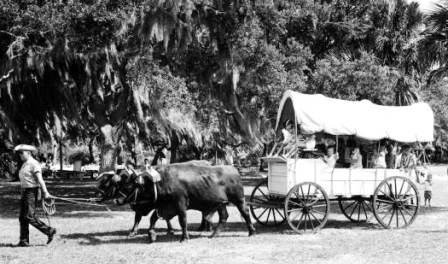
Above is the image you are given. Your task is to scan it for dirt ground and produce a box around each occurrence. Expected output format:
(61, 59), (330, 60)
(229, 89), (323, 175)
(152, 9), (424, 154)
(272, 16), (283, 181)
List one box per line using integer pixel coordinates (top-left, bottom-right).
(1, 166), (448, 264)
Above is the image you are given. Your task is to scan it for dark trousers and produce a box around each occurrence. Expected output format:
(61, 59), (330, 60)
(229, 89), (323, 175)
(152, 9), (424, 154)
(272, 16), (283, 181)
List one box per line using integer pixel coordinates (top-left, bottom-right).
(19, 187), (53, 243)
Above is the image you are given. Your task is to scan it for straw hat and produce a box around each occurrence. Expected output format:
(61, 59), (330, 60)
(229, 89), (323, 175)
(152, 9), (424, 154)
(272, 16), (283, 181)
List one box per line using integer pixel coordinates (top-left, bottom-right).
(14, 144), (38, 153)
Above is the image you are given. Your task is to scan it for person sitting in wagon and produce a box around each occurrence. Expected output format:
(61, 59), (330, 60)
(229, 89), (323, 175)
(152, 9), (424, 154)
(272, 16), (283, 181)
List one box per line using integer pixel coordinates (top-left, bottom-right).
(322, 146), (339, 168)
(303, 134), (316, 151)
(278, 120), (294, 154)
(399, 146), (417, 170)
(373, 145), (387, 169)
(349, 147), (363, 169)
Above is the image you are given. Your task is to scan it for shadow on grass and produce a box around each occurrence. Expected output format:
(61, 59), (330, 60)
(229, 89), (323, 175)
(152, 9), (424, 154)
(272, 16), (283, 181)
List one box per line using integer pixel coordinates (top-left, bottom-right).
(413, 229), (448, 234)
(0, 243), (47, 248)
(59, 218), (384, 246)
(60, 229), (204, 245)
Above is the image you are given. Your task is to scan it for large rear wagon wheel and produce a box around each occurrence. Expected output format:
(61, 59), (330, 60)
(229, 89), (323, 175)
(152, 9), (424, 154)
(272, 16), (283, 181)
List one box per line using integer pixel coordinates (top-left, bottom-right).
(372, 176), (419, 229)
(285, 182), (330, 233)
(338, 197), (373, 223)
(249, 179), (286, 226)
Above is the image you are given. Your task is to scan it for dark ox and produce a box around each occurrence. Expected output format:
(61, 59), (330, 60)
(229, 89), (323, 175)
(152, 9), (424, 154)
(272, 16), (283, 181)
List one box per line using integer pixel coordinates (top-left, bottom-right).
(97, 160), (212, 237)
(98, 163), (255, 242)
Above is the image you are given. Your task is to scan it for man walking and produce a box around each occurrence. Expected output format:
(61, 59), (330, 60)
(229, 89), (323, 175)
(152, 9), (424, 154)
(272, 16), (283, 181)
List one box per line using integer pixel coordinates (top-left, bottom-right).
(15, 144), (56, 247)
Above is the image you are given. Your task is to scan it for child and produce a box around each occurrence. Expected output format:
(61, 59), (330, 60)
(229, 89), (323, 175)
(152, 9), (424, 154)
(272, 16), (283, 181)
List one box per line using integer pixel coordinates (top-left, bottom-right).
(423, 174), (433, 208)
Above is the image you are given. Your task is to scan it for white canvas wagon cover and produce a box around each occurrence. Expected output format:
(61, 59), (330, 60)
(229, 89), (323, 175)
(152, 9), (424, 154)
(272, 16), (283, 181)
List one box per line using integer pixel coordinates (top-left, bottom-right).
(275, 90), (434, 143)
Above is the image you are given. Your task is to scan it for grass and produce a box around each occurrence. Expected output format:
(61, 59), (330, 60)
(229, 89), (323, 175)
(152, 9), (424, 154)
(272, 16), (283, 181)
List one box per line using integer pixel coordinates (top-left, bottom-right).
(1, 166), (448, 264)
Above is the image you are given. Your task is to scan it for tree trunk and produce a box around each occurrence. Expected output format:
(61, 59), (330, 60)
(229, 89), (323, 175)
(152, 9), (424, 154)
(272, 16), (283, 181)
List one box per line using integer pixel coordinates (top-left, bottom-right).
(99, 124), (122, 173)
(170, 131), (179, 163)
(59, 139), (63, 171)
(88, 137), (95, 164)
(49, 130), (58, 165)
(132, 136), (138, 166)
(151, 147), (163, 166)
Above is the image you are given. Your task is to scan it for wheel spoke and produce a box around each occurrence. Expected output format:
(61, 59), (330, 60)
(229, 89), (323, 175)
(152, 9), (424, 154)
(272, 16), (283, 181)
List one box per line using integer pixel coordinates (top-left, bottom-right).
(379, 189), (394, 200)
(308, 214), (315, 230)
(308, 196), (321, 206)
(310, 202), (327, 208)
(299, 185), (306, 202)
(380, 206), (394, 222)
(304, 213), (308, 230)
(295, 212), (305, 230)
(257, 188), (270, 201)
(309, 210), (322, 225)
(401, 195), (417, 202)
(396, 205), (399, 228)
(349, 202), (358, 218)
(361, 201), (368, 220)
(257, 208), (269, 220)
(398, 179), (405, 197)
(288, 200), (304, 208)
(387, 207), (396, 227)
(343, 201), (357, 212)
(376, 198), (395, 205)
(265, 209), (272, 224)
(287, 208), (302, 213)
(253, 197), (268, 204)
(357, 202), (362, 221)
(398, 208), (408, 226)
(274, 208), (285, 220)
(394, 178), (398, 200)
(272, 208), (277, 224)
(401, 206), (416, 217)
(376, 203), (393, 213)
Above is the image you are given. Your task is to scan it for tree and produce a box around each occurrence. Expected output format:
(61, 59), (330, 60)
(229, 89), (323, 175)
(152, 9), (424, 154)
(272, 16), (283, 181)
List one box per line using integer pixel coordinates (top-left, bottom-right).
(419, 1), (448, 83)
(0, 1), (199, 172)
(311, 52), (400, 104)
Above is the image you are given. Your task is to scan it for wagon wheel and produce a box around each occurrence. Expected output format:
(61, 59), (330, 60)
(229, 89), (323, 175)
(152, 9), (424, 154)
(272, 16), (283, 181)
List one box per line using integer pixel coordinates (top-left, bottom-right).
(372, 176), (419, 229)
(249, 179), (286, 226)
(284, 182), (330, 233)
(338, 197), (373, 223)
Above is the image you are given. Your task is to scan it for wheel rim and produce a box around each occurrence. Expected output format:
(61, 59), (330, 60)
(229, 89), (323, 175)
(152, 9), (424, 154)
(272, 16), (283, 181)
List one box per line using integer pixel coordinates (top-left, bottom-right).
(373, 176), (419, 229)
(338, 197), (372, 223)
(249, 180), (286, 226)
(284, 182), (330, 233)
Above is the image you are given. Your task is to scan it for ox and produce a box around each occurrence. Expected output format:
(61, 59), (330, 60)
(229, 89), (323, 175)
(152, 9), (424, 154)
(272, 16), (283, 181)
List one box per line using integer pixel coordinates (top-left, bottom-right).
(97, 160), (212, 237)
(98, 163), (255, 242)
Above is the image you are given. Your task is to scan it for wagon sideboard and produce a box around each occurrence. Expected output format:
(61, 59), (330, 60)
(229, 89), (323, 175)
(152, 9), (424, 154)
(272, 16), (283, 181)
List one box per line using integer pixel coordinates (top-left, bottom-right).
(267, 158), (410, 197)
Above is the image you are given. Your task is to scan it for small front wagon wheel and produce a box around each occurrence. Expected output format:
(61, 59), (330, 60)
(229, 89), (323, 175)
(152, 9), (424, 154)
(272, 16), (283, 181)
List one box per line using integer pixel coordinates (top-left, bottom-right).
(372, 176), (420, 229)
(249, 179), (286, 226)
(338, 197), (373, 223)
(285, 182), (330, 233)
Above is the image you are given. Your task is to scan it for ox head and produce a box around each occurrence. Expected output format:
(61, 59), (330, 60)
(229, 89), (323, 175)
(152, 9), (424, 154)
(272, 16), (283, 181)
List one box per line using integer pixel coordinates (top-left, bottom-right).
(96, 169), (144, 204)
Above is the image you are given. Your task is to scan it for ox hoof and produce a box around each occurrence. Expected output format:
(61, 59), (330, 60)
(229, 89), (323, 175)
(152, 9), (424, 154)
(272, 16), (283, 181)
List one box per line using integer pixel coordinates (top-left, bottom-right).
(209, 229), (220, 238)
(248, 229), (256, 237)
(179, 235), (189, 243)
(128, 231), (138, 238)
(148, 230), (157, 243)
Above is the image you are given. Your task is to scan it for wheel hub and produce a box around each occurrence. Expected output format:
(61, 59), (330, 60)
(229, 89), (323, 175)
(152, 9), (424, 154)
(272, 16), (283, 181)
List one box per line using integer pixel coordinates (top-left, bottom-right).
(302, 206), (311, 214)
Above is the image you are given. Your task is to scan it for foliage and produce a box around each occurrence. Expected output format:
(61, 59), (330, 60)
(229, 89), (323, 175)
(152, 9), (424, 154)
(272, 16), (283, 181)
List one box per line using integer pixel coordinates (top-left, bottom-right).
(2, 0), (448, 167)
(311, 52), (400, 104)
(419, 1), (448, 82)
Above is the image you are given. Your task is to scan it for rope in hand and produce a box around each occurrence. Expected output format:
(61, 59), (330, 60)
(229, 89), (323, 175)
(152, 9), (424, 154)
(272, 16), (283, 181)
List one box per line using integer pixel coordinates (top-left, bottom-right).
(41, 196), (111, 217)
